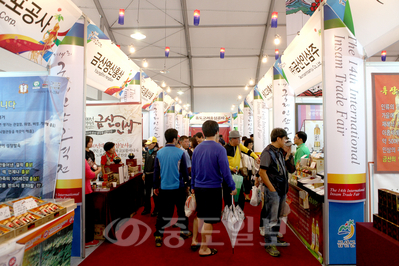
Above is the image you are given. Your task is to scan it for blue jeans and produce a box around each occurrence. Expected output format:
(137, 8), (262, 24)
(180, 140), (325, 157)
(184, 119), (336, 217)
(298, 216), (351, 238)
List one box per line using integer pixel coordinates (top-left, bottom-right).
(263, 188), (286, 245)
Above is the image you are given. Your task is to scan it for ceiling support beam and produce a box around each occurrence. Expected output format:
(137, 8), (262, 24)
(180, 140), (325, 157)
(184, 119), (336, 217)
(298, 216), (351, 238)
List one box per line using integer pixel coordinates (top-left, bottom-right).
(93, 0), (116, 43)
(255, 0), (275, 84)
(129, 54), (267, 60)
(180, 0), (194, 111)
(111, 23), (286, 30)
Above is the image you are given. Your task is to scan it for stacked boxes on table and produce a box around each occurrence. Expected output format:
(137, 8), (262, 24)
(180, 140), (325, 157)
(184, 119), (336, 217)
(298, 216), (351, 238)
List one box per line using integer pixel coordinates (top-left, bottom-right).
(373, 189), (399, 241)
(0, 196), (68, 243)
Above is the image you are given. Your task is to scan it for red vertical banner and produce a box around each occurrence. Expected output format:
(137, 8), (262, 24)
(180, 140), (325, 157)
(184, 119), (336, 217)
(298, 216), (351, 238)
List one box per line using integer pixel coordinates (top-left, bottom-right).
(372, 73), (399, 173)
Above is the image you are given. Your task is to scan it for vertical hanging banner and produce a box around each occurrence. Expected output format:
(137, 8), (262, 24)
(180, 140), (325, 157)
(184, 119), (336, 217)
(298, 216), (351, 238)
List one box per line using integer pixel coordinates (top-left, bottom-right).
(260, 67), (274, 109)
(86, 103), (142, 166)
(150, 92), (165, 146)
(0, 76), (68, 201)
(49, 19), (84, 204)
(0, 0), (82, 67)
(176, 106), (184, 135)
(372, 73), (399, 173)
(237, 103), (244, 136)
(183, 114), (190, 137)
(273, 63), (295, 140)
(232, 112), (238, 131)
(85, 23), (141, 99)
(141, 75), (163, 110)
(253, 87), (269, 154)
(324, 2), (366, 264)
(243, 92), (254, 138)
(324, 2), (366, 202)
(165, 104), (176, 130)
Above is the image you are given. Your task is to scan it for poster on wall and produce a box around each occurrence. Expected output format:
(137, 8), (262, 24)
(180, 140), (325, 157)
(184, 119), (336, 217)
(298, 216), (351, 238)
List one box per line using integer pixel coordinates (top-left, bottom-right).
(86, 23), (141, 99)
(0, 76), (67, 202)
(372, 73), (399, 173)
(0, 0), (82, 67)
(273, 65), (295, 140)
(86, 103), (143, 166)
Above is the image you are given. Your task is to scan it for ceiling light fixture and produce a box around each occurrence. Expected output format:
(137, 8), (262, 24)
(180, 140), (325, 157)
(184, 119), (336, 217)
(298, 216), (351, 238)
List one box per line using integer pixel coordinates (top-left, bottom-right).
(274, 34), (281, 45)
(131, 32), (146, 40)
(130, 46), (135, 53)
(262, 55), (268, 63)
(232, 104), (235, 108)
(238, 95), (242, 100)
(275, 49), (279, 60)
(142, 59), (148, 68)
(220, 47), (225, 59)
(179, 100), (182, 104)
(175, 97), (179, 101)
(161, 81), (166, 87)
(381, 50), (387, 61)
(249, 79), (254, 85)
(194, 10), (200, 26)
(271, 12), (278, 28)
(177, 90), (184, 95)
(245, 85), (248, 91)
(166, 87), (171, 93)
(165, 46), (170, 57)
(118, 9), (125, 25)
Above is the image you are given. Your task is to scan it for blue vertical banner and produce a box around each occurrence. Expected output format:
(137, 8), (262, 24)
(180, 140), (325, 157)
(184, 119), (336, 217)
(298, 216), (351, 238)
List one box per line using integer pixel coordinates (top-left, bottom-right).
(329, 202), (364, 264)
(0, 76), (68, 201)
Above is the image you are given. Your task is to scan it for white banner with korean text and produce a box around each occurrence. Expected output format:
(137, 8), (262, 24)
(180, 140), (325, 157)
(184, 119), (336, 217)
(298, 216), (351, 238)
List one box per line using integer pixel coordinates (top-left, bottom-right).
(86, 23), (140, 99)
(150, 93), (165, 146)
(0, 0), (81, 67)
(237, 102), (244, 136)
(188, 113), (231, 125)
(273, 67), (295, 140)
(86, 103), (142, 167)
(141, 76), (163, 110)
(165, 104), (176, 131)
(253, 87), (269, 154)
(258, 67), (274, 108)
(176, 106), (184, 135)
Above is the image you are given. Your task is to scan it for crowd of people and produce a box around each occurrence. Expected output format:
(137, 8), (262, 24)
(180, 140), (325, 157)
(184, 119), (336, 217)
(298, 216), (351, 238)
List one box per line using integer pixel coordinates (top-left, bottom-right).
(84, 122), (312, 257)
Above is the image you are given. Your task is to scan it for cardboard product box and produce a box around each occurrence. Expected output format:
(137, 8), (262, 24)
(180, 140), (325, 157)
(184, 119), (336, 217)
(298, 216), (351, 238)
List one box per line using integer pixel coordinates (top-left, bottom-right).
(0, 225), (15, 243)
(378, 202), (383, 217)
(373, 214), (382, 231)
(388, 221), (398, 241)
(29, 203), (66, 223)
(381, 218), (388, 234)
(94, 224), (105, 240)
(9, 196), (46, 205)
(378, 189), (386, 206)
(381, 205), (388, 220)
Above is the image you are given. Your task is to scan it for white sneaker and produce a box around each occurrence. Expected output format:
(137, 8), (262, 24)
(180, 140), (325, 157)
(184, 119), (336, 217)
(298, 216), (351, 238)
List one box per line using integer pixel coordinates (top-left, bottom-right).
(259, 227), (265, 236)
(278, 232), (283, 238)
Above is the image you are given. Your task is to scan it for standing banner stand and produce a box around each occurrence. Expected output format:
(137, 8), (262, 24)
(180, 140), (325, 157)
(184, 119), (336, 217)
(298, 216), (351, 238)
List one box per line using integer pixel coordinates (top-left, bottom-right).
(253, 86), (269, 154)
(243, 93), (254, 138)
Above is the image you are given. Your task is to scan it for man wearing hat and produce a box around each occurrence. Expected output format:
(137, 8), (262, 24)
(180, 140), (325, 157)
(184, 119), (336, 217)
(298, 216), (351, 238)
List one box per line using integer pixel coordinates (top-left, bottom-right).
(223, 130), (260, 210)
(142, 136), (159, 216)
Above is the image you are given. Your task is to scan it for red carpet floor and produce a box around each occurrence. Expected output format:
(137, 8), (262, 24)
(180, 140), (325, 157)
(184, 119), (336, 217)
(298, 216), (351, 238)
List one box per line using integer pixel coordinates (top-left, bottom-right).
(80, 202), (321, 266)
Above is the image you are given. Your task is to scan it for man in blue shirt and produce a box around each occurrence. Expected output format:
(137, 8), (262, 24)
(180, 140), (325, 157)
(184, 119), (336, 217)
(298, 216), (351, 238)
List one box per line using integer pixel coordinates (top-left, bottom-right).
(153, 128), (190, 247)
(191, 120), (237, 257)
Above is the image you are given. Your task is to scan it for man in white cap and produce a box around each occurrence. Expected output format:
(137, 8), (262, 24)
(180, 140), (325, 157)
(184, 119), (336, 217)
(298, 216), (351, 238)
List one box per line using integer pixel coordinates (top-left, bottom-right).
(142, 136), (159, 216)
(223, 130), (260, 210)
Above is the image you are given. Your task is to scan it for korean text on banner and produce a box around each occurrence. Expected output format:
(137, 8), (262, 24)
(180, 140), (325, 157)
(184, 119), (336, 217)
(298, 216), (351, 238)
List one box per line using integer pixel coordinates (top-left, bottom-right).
(86, 103), (143, 167)
(372, 73), (399, 173)
(0, 0), (81, 67)
(324, 4), (366, 202)
(253, 87), (269, 153)
(189, 113), (231, 125)
(150, 93), (165, 146)
(0, 76), (68, 202)
(273, 66), (295, 140)
(50, 19), (84, 204)
(141, 76), (163, 110)
(86, 23), (140, 99)
(243, 93), (253, 137)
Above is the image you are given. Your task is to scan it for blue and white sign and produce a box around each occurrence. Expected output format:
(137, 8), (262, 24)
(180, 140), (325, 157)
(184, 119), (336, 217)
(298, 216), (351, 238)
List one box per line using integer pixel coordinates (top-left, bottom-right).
(0, 76), (68, 201)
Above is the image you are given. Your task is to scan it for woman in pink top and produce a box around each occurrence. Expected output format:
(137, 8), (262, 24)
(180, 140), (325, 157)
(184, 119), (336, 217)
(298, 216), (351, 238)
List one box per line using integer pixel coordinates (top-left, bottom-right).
(85, 159), (101, 248)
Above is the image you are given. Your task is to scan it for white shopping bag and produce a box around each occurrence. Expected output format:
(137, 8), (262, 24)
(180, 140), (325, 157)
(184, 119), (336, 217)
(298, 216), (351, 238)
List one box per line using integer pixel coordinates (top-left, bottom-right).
(250, 186), (261, 206)
(184, 194), (196, 217)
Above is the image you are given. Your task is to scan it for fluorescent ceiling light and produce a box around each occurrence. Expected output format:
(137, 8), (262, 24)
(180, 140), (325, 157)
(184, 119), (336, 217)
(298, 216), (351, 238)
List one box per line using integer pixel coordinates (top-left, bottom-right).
(131, 32), (146, 40)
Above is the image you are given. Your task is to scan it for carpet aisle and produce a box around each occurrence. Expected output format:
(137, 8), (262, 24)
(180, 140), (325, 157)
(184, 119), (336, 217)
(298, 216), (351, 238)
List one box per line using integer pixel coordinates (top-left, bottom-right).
(80, 201), (322, 266)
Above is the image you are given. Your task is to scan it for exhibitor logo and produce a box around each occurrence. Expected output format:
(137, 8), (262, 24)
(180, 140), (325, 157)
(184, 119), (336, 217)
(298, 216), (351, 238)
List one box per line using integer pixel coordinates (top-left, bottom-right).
(32, 81), (41, 89)
(337, 219), (355, 248)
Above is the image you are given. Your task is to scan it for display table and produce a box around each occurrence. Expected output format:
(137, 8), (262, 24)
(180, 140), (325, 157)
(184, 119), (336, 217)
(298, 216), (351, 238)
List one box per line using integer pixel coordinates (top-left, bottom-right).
(0, 210), (75, 265)
(92, 173), (144, 241)
(356, 222), (399, 266)
(287, 183), (324, 263)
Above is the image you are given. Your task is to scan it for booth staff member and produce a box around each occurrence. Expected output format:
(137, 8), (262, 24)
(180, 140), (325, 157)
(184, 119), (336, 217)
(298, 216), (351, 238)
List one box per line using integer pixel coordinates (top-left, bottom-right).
(294, 131), (310, 165)
(101, 142), (118, 177)
(85, 159), (101, 248)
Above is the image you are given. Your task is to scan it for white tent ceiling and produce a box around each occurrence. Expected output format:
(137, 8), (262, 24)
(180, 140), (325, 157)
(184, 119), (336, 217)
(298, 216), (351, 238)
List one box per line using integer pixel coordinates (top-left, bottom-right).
(1, 0), (398, 112)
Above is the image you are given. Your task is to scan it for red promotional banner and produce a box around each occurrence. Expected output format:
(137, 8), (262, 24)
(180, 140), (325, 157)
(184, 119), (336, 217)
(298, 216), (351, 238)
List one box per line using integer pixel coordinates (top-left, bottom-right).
(372, 73), (399, 173)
